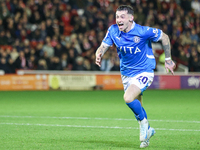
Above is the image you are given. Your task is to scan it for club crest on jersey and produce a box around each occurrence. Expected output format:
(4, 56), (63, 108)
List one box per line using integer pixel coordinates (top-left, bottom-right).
(133, 36), (140, 43)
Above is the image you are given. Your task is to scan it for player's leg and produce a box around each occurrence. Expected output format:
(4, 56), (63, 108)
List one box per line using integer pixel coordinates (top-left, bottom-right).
(126, 89), (149, 129)
(124, 85), (145, 121)
(137, 95), (143, 106)
(122, 72), (154, 145)
(123, 84), (148, 142)
(127, 91), (155, 148)
(140, 127), (156, 148)
(138, 94), (156, 148)
(135, 94), (152, 133)
(137, 95), (148, 120)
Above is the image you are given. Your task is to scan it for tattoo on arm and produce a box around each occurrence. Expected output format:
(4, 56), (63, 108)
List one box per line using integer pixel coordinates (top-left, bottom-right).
(100, 45), (106, 54)
(96, 44), (109, 57)
(100, 48), (103, 54)
(166, 60), (173, 65)
(161, 33), (171, 58)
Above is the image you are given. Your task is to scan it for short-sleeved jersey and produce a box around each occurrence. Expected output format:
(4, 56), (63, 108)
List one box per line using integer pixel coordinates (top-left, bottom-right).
(102, 22), (162, 77)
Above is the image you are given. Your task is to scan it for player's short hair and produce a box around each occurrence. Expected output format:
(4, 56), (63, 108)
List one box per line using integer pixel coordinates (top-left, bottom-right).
(116, 5), (134, 15)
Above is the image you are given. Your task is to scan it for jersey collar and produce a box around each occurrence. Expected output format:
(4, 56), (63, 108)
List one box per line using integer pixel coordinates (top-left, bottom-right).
(131, 21), (136, 30)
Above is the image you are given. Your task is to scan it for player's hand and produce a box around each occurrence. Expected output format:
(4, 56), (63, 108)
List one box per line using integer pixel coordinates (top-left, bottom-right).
(95, 53), (102, 67)
(165, 59), (176, 75)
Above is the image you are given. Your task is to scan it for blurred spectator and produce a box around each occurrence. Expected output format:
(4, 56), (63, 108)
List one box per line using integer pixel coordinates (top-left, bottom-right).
(54, 42), (66, 58)
(192, 56), (200, 71)
(191, 0), (200, 14)
(70, 34), (82, 54)
(181, 0), (192, 13)
(39, 21), (47, 41)
(29, 11), (42, 25)
(60, 34), (67, 46)
(7, 58), (16, 73)
(55, 3), (64, 21)
(31, 28), (43, 42)
(190, 28), (199, 42)
(10, 47), (19, 61)
(6, 31), (15, 45)
(75, 18), (89, 34)
(179, 49), (189, 63)
(83, 58), (91, 71)
(41, 51), (51, 69)
(24, 47), (30, 59)
(180, 31), (192, 46)
(35, 42), (43, 59)
(135, 6), (145, 25)
(14, 51), (28, 69)
(0, 19), (5, 32)
(43, 36), (54, 57)
(49, 56), (62, 70)
(197, 44), (200, 57)
(28, 54), (37, 70)
(0, 48), (10, 62)
(80, 38), (92, 53)
(73, 56), (87, 71)
(110, 58), (120, 71)
(0, 31), (7, 45)
(0, 57), (11, 73)
(51, 35), (58, 47)
(37, 59), (48, 70)
(36, 0), (45, 20)
(0, 3), (10, 20)
(60, 53), (69, 70)
(7, 18), (16, 38)
(188, 46), (197, 71)
(61, 11), (71, 26)
(46, 18), (54, 38)
(100, 52), (113, 71)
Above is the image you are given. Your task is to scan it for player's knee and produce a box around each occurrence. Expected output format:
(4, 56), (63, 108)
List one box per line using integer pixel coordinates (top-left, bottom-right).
(123, 94), (134, 103)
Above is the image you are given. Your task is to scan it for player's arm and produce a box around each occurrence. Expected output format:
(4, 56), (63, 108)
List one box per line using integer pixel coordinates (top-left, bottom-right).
(160, 32), (176, 75)
(95, 43), (110, 67)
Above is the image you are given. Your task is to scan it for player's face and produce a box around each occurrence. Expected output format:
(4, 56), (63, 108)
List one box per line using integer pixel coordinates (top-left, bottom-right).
(116, 10), (133, 32)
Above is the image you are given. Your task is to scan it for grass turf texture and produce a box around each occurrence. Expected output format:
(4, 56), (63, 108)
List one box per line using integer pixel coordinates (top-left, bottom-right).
(0, 90), (199, 150)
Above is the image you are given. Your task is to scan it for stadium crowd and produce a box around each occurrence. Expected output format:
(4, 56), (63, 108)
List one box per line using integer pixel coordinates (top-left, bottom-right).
(0, 0), (200, 73)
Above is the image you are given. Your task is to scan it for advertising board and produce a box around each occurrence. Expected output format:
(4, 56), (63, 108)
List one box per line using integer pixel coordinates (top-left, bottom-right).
(0, 75), (48, 90)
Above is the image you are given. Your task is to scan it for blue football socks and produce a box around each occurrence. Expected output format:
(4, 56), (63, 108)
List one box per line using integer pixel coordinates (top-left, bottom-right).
(142, 106), (150, 129)
(126, 99), (145, 121)
(142, 107), (147, 119)
(126, 100), (150, 129)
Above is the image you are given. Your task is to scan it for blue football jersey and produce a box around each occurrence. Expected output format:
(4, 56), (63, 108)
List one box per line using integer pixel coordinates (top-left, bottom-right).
(102, 22), (162, 77)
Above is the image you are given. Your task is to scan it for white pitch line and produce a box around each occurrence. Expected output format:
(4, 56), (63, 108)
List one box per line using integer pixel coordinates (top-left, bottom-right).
(0, 115), (200, 124)
(0, 123), (200, 132)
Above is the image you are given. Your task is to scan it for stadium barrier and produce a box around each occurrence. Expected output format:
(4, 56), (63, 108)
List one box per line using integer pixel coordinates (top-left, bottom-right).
(0, 70), (199, 91)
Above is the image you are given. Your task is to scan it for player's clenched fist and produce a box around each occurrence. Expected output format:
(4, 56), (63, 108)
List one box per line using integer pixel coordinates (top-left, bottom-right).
(95, 53), (102, 67)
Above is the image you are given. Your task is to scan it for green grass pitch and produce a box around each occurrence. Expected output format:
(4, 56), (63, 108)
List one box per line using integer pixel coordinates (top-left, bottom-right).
(0, 90), (200, 150)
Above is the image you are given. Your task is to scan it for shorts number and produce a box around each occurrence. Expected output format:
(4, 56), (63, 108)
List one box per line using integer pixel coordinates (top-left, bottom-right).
(137, 76), (148, 84)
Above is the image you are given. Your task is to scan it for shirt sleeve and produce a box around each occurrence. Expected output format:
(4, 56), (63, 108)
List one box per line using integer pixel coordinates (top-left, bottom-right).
(102, 26), (113, 46)
(143, 26), (163, 42)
